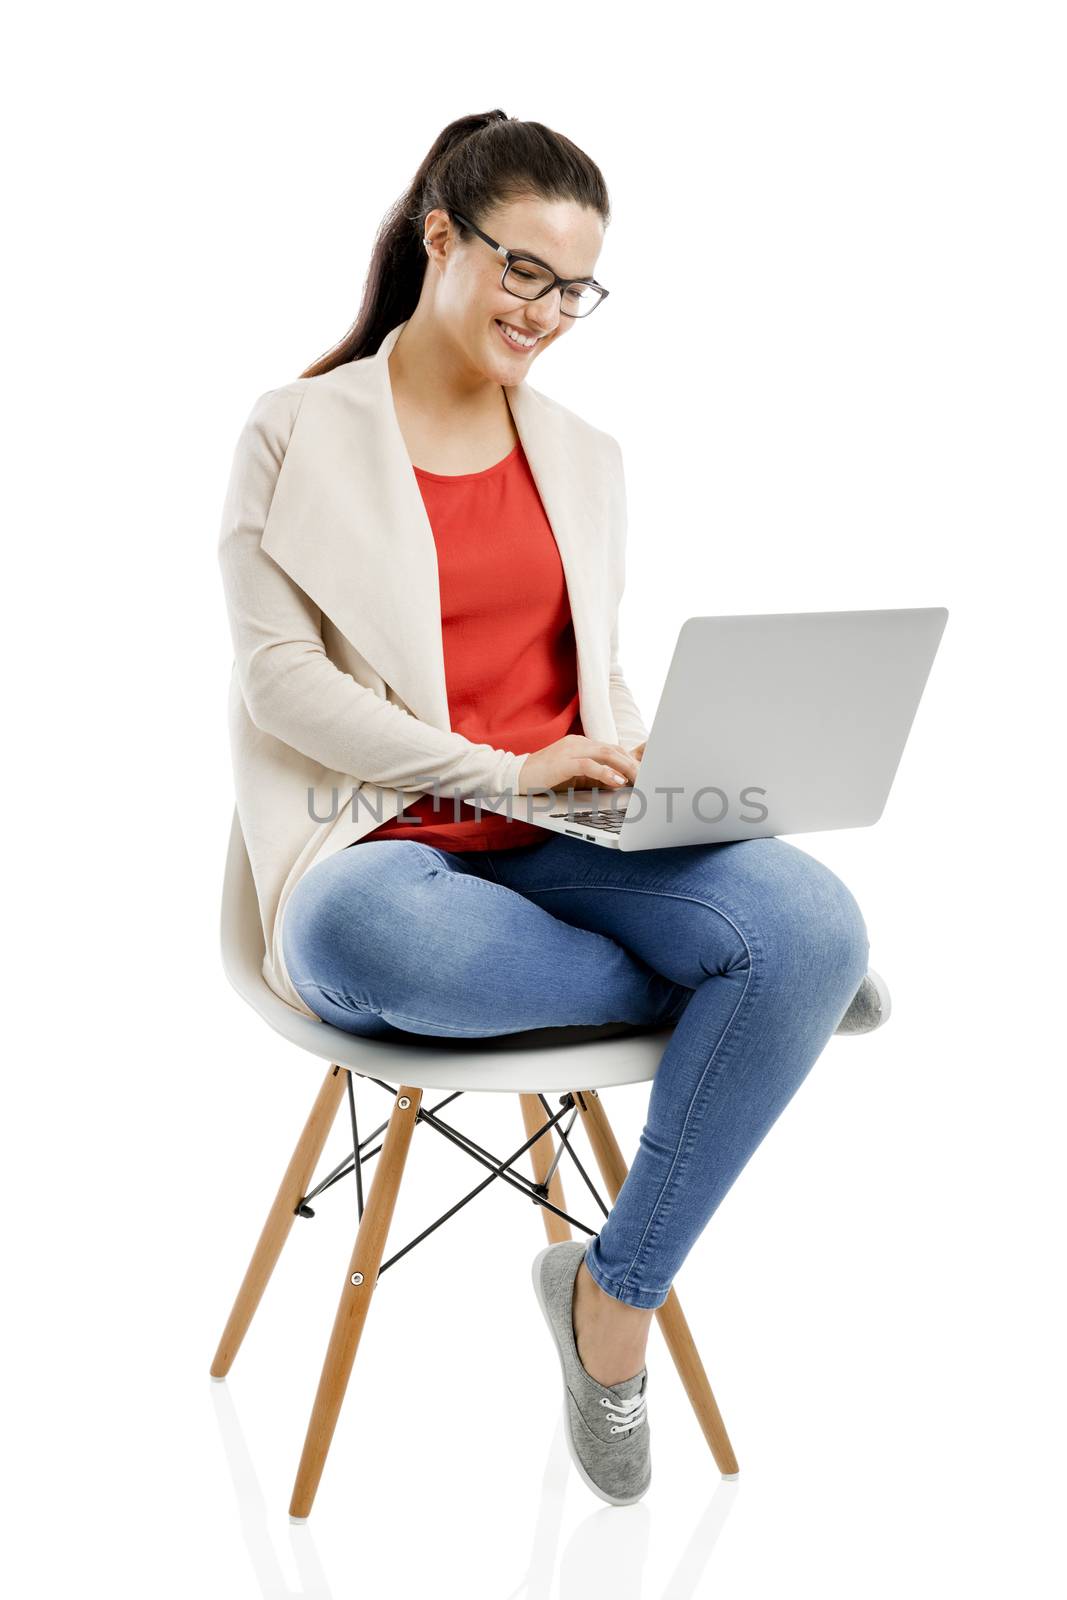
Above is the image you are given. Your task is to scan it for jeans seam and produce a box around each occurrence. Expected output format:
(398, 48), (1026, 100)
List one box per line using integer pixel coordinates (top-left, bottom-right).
(514, 881), (753, 975)
(479, 852), (504, 885)
(293, 978), (538, 1038)
(291, 980), (382, 1015)
(426, 863), (518, 901)
(584, 1251), (669, 1311)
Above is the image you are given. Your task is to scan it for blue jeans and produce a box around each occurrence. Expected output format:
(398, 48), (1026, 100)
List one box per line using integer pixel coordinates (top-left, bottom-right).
(281, 832), (870, 1310)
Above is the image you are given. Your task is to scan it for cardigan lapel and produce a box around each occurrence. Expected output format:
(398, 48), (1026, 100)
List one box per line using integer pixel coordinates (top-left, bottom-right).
(259, 318), (614, 740)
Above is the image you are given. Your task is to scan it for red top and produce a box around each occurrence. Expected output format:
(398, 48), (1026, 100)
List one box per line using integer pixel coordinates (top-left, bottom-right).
(356, 437), (582, 852)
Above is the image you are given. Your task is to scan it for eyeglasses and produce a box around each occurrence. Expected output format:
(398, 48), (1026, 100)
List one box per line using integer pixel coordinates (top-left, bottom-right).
(448, 210), (609, 318)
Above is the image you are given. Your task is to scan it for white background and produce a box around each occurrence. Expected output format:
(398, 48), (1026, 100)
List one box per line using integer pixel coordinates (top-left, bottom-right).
(4, 2), (1065, 1595)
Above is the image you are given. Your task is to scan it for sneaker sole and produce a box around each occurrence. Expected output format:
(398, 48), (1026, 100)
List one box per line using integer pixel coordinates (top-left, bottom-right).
(531, 1243), (649, 1508)
(867, 967), (892, 1028)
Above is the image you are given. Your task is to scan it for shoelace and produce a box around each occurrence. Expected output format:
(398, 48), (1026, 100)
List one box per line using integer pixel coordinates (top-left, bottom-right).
(599, 1388), (647, 1434)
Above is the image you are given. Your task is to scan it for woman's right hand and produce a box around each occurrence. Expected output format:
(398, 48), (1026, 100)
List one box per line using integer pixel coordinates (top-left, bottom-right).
(516, 735), (641, 796)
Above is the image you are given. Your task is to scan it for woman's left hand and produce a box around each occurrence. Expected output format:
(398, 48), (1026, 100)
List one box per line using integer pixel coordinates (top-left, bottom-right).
(627, 741), (646, 762)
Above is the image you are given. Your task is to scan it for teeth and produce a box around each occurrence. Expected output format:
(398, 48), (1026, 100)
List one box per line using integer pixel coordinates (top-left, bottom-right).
(497, 320), (537, 348)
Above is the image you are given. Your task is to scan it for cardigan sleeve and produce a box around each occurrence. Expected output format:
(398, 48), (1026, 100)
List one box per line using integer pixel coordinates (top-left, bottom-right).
(604, 435), (651, 750)
(217, 386), (529, 798)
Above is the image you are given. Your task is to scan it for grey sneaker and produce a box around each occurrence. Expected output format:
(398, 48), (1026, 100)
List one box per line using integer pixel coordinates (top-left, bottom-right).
(835, 967), (892, 1035)
(531, 1240), (651, 1506)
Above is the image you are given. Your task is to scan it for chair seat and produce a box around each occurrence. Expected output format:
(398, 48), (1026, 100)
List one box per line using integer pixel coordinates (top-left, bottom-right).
(240, 973), (677, 1093)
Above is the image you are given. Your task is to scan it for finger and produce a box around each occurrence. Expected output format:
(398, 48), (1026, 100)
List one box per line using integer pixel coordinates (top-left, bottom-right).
(607, 743), (641, 780)
(581, 761), (628, 787)
(604, 748), (640, 781)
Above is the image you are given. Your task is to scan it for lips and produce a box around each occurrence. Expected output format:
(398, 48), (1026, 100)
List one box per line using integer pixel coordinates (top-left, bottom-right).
(495, 318), (538, 351)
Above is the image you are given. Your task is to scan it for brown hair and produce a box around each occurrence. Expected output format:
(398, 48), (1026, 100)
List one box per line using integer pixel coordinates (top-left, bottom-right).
(299, 110), (610, 378)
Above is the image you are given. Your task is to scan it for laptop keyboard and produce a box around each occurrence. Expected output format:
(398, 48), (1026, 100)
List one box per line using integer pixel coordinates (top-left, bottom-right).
(565, 807), (627, 834)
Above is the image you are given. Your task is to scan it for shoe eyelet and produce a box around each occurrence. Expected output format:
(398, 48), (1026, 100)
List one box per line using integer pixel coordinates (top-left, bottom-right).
(599, 1397), (611, 1406)
(610, 1425), (619, 1433)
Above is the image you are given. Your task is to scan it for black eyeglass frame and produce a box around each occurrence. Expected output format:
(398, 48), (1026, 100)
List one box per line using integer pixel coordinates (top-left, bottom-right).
(448, 210), (610, 317)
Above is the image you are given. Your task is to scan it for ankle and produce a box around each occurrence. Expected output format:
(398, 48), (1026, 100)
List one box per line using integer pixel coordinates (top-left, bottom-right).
(571, 1260), (651, 1386)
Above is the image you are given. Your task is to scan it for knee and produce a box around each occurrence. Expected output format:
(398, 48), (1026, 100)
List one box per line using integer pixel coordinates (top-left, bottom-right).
(282, 842), (441, 985)
(744, 843), (870, 995)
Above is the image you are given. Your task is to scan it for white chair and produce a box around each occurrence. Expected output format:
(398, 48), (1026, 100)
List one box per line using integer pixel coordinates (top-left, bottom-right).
(210, 807), (883, 1520)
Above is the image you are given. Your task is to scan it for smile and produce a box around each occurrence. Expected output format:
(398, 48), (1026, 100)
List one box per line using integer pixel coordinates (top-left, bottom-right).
(495, 319), (540, 350)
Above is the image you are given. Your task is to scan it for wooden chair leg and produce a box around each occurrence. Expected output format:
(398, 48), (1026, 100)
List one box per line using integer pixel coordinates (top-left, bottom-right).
(211, 1063), (349, 1379)
(572, 1087), (740, 1478)
(289, 1084), (423, 1521)
(518, 1093), (572, 1244)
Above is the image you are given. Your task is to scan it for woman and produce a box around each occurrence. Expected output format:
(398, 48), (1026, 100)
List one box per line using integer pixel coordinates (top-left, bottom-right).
(218, 109), (872, 1507)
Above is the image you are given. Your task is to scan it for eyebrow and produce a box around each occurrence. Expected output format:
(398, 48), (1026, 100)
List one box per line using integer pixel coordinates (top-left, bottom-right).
(510, 247), (598, 284)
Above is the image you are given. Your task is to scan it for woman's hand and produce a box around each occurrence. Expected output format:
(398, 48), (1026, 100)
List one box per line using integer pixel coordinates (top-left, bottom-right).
(628, 741), (646, 763)
(516, 735), (642, 795)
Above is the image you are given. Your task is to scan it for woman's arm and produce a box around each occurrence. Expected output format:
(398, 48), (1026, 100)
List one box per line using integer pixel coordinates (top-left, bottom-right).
(217, 387), (527, 797)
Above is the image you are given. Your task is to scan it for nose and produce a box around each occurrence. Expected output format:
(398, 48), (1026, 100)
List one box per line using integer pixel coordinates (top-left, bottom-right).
(525, 287), (562, 335)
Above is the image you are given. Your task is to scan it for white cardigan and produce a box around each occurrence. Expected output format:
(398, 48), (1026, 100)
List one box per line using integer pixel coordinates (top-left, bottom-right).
(217, 318), (649, 1016)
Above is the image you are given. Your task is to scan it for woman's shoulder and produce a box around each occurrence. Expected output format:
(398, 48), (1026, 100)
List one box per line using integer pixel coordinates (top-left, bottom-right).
(244, 375), (313, 426)
(232, 377), (316, 462)
(240, 356), (378, 445)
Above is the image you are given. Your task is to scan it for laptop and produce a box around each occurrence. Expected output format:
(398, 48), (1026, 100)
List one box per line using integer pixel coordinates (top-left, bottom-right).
(506, 607), (949, 851)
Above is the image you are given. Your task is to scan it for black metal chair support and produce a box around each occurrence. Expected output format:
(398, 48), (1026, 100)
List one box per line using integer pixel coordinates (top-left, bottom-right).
(290, 1072), (613, 1277)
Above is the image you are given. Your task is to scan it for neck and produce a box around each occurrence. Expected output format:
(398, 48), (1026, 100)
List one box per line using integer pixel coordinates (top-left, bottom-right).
(388, 307), (507, 420)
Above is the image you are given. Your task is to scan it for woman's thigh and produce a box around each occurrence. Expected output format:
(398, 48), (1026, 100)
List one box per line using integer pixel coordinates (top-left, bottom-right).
(279, 838), (687, 1039)
(483, 831), (870, 1005)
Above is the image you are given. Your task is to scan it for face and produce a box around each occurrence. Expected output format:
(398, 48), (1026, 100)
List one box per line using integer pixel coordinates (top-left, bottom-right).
(422, 195), (606, 381)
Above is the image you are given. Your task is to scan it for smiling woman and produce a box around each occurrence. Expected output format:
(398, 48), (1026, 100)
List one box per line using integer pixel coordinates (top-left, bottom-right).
(218, 107), (874, 1517)
(298, 112), (615, 482)
(300, 110), (610, 377)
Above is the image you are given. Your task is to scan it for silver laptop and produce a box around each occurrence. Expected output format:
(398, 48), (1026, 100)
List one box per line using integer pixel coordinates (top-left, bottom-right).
(509, 608), (948, 851)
